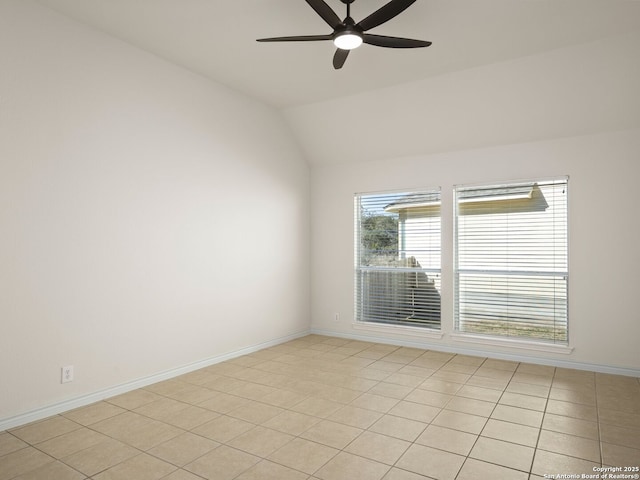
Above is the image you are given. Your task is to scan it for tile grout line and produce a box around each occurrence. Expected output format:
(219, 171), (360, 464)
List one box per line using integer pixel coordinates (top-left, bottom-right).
(3, 336), (638, 480)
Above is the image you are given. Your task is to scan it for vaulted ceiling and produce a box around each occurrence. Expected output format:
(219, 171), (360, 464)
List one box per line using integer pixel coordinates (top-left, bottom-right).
(33, 0), (640, 165)
(35, 0), (640, 108)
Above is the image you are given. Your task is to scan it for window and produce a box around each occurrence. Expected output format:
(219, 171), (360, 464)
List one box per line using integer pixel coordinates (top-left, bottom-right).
(355, 189), (441, 329)
(454, 178), (568, 343)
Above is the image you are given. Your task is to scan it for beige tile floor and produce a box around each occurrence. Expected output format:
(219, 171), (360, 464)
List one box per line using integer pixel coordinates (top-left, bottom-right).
(2, 334), (640, 480)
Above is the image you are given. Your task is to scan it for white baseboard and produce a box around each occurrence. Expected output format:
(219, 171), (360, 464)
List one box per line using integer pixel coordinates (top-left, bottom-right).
(4, 327), (637, 432)
(0, 329), (311, 431)
(311, 328), (640, 378)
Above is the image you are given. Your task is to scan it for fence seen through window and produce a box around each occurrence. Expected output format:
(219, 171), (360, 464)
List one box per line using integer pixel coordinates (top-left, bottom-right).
(355, 189), (442, 329)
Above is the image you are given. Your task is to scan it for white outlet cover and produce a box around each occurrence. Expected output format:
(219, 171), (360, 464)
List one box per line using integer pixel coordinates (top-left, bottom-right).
(61, 365), (74, 383)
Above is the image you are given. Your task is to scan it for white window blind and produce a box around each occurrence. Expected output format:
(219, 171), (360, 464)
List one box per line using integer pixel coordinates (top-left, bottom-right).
(454, 178), (568, 343)
(355, 189), (441, 329)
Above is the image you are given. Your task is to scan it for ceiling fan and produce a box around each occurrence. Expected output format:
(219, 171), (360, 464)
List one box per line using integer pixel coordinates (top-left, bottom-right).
(257, 0), (432, 69)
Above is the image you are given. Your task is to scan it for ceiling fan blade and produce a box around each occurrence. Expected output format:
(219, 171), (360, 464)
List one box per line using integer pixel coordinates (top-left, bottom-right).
(305, 0), (341, 29)
(333, 48), (350, 69)
(358, 0), (417, 32)
(257, 34), (333, 42)
(363, 34), (431, 48)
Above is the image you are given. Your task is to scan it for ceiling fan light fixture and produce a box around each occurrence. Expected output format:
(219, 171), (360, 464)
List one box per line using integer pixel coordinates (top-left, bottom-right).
(333, 32), (363, 50)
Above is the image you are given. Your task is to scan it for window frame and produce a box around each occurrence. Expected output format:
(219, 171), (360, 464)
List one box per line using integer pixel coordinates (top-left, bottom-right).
(354, 187), (443, 332)
(453, 177), (569, 345)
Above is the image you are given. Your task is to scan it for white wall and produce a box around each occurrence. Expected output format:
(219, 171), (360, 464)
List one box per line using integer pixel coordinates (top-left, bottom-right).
(286, 30), (640, 166)
(0, 0), (310, 423)
(310, 128), (640, 373)
(305, 23), (640, 375)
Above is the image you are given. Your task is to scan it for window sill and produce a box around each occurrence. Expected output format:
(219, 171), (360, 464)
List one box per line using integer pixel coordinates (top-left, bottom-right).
(353, 321), (444, 339)
(450, 333), (573, 355)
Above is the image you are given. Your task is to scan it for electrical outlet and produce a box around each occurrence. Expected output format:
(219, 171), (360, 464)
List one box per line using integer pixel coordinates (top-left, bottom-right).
(334, 312), (340, 322)
(61, 365), (74, 383)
